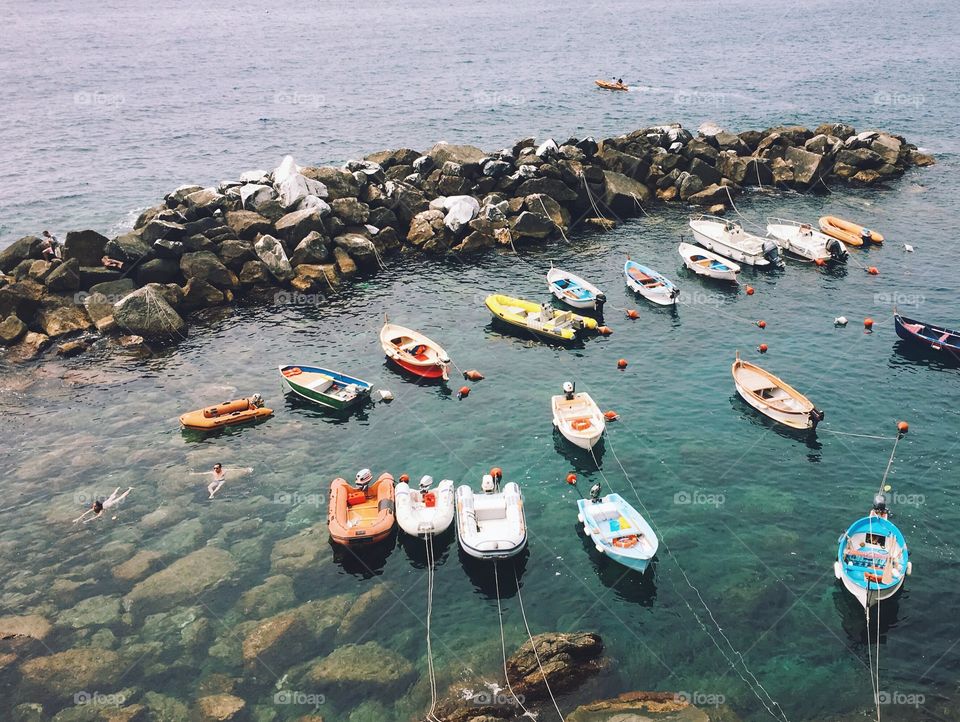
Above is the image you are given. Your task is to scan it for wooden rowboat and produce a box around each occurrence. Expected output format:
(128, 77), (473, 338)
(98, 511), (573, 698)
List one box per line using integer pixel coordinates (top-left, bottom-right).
(279, 365), (371, 410)
(623, 260), (679, 306)
(546, 267), (606, 311)
(678, 242), (740, 282)
(894, 309), (960, 359)
(835, 504), (910, 608)
(595, 79), (628, 91)
(179, 394), (272, 430)
(380, 322), (450, 380)
(819, 215), (884, 246)
(732, 352), (823, 430)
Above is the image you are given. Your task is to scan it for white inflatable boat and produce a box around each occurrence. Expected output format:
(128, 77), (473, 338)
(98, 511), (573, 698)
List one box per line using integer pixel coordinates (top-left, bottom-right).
(395, 475), (455, 537)
(455, 471), (527, 560)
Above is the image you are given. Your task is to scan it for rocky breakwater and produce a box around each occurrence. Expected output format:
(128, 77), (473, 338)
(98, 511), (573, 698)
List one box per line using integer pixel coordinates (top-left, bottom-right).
(0, 123), (933, 362)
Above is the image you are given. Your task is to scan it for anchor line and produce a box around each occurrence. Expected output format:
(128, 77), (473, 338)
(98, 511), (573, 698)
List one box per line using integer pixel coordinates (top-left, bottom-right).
(513, 565), (565, 721)
(493, 561), (534, 718)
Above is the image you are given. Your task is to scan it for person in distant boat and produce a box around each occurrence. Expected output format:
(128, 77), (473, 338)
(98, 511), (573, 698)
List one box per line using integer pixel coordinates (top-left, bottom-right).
(617, 78), (624, 85)
(101, 255), (124, 269)
(72, 486), (134, 523)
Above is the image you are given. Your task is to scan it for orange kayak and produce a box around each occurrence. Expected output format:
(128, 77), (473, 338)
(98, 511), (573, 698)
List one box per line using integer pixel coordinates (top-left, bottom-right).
(595, 79), (628, 91)
(179, 395), (272, 430)
(328, 473), (395, 546)
(819, 216), (884, 246)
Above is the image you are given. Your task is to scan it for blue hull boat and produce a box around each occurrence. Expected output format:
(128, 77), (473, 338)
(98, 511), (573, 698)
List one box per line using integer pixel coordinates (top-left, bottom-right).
(577, 492), (658, 572)
(894, 309), (960, 360)
(835, 512), (910, 609)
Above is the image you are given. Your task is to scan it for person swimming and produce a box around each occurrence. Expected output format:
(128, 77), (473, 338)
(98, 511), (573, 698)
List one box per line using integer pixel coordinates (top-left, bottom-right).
(72, 487), (133, 523)
(190, 464), (253, 499)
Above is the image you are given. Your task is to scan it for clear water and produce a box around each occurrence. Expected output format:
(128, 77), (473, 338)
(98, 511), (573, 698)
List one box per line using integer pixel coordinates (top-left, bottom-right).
(2, 0), (959, 720)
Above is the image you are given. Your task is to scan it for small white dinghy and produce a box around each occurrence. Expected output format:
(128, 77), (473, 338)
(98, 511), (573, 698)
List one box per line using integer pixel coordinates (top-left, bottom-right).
(766, 218), (848, 263)
(623, 259), (680, 306)
(678, 242), (740, 282)
(551, 381), (605, 450)
(732, 351), (824, 430)
(546, 267), (606, 311)
(395, 475), (455, 538)
(455, 470), (527, 560)
(688, 214), (783, 268)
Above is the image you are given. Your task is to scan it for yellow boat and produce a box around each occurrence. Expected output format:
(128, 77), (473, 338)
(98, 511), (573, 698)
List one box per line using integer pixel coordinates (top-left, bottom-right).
(485, 294), (598, 343)
(819, 216), (884, 246)
(595, 79), (628, 91)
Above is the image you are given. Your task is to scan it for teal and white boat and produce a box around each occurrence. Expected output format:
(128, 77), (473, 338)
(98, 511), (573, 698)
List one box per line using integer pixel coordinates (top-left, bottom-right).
(279, 364), (371, 410)
(576, 490), (658, 572)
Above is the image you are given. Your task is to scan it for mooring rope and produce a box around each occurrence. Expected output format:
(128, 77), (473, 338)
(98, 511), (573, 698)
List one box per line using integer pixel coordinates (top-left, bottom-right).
(492, 561), (534, 718)
(424, 535), (442, 722)
(512, 565), (565, 721)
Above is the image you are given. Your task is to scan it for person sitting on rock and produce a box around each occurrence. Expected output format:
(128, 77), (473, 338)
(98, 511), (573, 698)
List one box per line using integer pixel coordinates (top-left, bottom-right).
(72, 487), (134, 523)
(40, 231), (61, 263)
(101, 255), (124, 269)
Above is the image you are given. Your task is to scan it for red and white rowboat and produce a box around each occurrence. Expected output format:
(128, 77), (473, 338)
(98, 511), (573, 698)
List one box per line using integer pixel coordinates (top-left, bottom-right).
(380, 322), (451, 380)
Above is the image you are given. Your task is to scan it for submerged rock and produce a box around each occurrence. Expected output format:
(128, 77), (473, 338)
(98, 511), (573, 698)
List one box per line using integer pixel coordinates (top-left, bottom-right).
(566, 691), (711, 721)
(123, 547), (237, 619)
(505, 631), (604, 698)
(196, 694), (245, 721)
(305, 641), (415, 695)
(0, 614), (52, 641)
(20, 648), (127, 700)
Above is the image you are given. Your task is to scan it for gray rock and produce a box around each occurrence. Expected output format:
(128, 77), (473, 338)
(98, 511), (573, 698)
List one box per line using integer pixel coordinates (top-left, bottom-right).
(406, 209), (446, 246)
(516, 177), (578, 202)
(524, 193), (568, 230)
(113, 285), (187, 339)
(181, 278), (225, 310)
(295, 195), (332, 215)
(511, 211), (555, 239)
(331, 198), (370, 225)
(45, 258), (81, 292)
(183, 187), (227, 216)
(687, 157), (721, 186)
(289, 231), (331, 266)
(141, 219), (186, 244)
(36, 304), (93, 337)
(0, 314), (27, 345)
(238, 260), (271, 286)
(602, 170), (651, 213)
(334, 233), (379, 270)
(165, 183), (204, 206)
(274, 156), (328, 208)
(104, 232), (153, 265)
(8, 331), (50, 361)
(442, 195), (480, 233)
(225, 210), (273, 241)
(274, 207), (326, 246)
(254, 235), (293, 282)
(136, 258), (182, 285)
(383, 181), (429, 223)
(179, 251), (236, 289)
(306, 641), (416, 695)
(218, 239), (257, 272)
(784, 146), (827, 188)
(239, 183), (276, 211)
(0, 236), (43, 273)
(365, 147), (420, 168)
(301, 166), (361, 200)
(815, 122), (856, 140)
(428, 142), (486, 167)
(63, 230), (109, 266)
(124, 547), (236, 619)
(687, 183), (731, 206)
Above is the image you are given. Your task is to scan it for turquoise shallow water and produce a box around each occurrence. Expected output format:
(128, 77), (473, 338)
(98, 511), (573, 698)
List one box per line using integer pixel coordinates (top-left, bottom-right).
(2, 0), (960, 719)
(2, 177), (959, 720)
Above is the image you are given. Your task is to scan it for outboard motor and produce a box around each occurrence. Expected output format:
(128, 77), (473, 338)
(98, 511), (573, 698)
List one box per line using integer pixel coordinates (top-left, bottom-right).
(595, 292), (606, 311)
(860, 228), (873, 243)
(250, 392), (265, 408)
(809, 408), (825, 428)
(419, 475), (433, 492)
(539, 302), (552, 322)
(762, 239), (783, 268)
(825, 238), (848, 262)
(356, 468), (373, 492)
(872, 491), (888, 517)
(481, 474), (495, 494)
(563, 381), (575, 400)
(589, 482), (602, 503)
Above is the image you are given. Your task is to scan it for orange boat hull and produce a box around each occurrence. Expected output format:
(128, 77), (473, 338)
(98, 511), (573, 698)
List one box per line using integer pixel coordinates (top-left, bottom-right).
(819, 216), (884, 246)
(328, 473), (396, 545)
(179, 398), (273, 430)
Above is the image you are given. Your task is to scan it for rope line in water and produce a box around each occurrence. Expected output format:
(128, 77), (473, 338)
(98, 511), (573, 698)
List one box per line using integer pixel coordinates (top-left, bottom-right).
(512, 565), (565, 721)
(600, 430), (791, 722)
(424, 535), (442, 722)
(492, 561), (534, 719)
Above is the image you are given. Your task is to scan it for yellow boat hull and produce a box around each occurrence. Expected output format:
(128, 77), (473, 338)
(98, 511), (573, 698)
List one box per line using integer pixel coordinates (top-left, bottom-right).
(485, 294), (597, 343)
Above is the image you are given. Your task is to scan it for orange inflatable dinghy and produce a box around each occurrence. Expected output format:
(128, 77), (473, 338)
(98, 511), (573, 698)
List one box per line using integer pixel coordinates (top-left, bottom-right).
(179, 394), (273, 430)
(328, 471), (396, 546)
(819, 216), (884, 246)
(595, 79), (628, 91)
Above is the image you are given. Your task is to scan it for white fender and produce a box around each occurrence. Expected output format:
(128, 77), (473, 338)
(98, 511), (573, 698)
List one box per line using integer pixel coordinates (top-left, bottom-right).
(833, 561), (842, 580)
(906, 561), (912, 575)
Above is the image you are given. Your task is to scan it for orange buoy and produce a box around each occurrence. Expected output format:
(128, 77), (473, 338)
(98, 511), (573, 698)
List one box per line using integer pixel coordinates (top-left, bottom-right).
(566, 473), (577, 485)
(463, 369), (484, 381)
(864, 318), (874, 331)
(457, 386), (470, 399)
(757, 343), (768, 354)
(756, 320), (766, 329)
(597, 325), (613, 335)
(867, 266), (880, 275)
(745, 285), (755, 296)
(815, 258), (826, 267)
(617, 358), (628, 369)
(604, 410), (620, 421)
(490, 467), (503, 482)
(626, 309), (639, 319)
(897, 421), (909, 434)
(399, 474), (410, 484)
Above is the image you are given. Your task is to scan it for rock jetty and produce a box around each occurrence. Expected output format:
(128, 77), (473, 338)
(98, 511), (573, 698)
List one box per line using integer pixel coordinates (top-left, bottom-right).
(0, 123), (934, 362)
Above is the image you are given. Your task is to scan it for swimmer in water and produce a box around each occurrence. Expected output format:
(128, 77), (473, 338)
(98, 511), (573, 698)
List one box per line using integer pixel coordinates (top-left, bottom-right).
(190, 464), (253, 499)
(72, 487), (133, 523)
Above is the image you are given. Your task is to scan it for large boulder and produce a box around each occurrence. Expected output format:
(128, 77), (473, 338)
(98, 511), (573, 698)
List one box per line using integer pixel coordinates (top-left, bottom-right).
(273, 156), (328, 208)
(784, 146), (828, 188)
(871, 134), (902, 165)
(836, 147), (885, 170)
(124, 547), (236, 619)
(179, 251), (237, 289)
(815, 122), (856, 140)
(331, 197), (370, 225)
(566, 691), (712, 722)
(37, 304), (92, 337)
(274, 208), (326, 245)
(104, 232), (153, 265)
(516, 177), (578, 203)
(510, 211), (555, 239)
(0, 278), (46, 320)
(239, 183), (276, 211)
(136, 258), (182, 285)
(301, 166), (361, 200)
(63, 230), (109, 266)
(141, 219), (186, 244)
(181, 278), (226, 310)
(406, 209), (446, 247)
(686, 157), (721, 186)
(334, 234), (378, 270)
(524, 193), (569, 230)
(196, 694), (245, 722)
(442, 195), (480, 233)
(20, 648), (127, 701)
(427, 142), (486, 168)
(113, 285), (187, 339)
(0, 236), (43, 272)
(365, 147), (420, 168)
(238, 260), (271, 287)
(0, 314), (27, 345)
(601, 170), (651, 214)
(506, 631), (604, 699)
(687, 183), (731, 206)
(224, 210), (273, 241)
(306, 641), (416, 695)
(597, 147), (650, 181)
(45, 258), (81, 292)
(289, 231), (331, 266)
(254, 235), (293, 283)
(184, 187), (228, 217)
(217, 239), (257, 272)
(241, 610), (308, 673)
(384, 181), (429, 224)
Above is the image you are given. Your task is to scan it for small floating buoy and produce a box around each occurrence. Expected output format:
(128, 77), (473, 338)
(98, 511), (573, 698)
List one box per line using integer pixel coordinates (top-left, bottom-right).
(617, 358), (628, 369)
(626, 309), (639, 319)
(604, 410), (620, 422)
(815, 258), (826, 267)
(745, 285), (755, 296)
(566, 473), (577, 485)
(834, 316), (848, 327)
(756, 320), (767, 329)
(904, 244), (914, 252)
(399, 474), (410, 484)
(377, 389), (394, 402)
(463, 369), (484, 381)
(597, 325), (613, 336)
(864, 318), (874, 331)
(457, 386), (470, 399)
(490, 467), (503, 482)
(757, 343), (768, 354)
(897, 421), (909, 434)
(867, 266), (880, 275)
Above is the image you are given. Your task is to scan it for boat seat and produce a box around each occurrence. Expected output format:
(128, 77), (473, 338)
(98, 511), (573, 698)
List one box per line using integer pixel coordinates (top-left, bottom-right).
(587, 503), (620, 523)
(307, 376), (335, 393)
(474, 497), (507, 522)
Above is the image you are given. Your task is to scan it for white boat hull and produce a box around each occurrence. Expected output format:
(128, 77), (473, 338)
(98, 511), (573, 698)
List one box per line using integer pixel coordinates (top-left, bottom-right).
(552, 392), (605, 449)
(834, 560), (905, 608)
(678, 242), (740, 282)
(395, 480), (455, 537)
(546, 268), (605, 310)
(734, 379), (813, 429)
(766, 223), (833, 262)
(689, 217), (773, 267)
(455, 482), (527, 560)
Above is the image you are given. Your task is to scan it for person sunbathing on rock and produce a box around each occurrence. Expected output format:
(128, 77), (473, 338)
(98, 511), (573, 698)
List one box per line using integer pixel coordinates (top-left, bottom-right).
(72, 487), (134, 523)
(101, 255), (124, 269)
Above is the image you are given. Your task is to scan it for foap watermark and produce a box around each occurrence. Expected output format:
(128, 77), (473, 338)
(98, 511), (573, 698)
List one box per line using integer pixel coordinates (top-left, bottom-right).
(471, 90), (526, 107)
(874, 291), (924, 307)
(274, 290), (327, 307)
(674, 490), (725, 508)
(681, 290), (726, 309)
(273, 492), (325, 507)
(888, 491), (924, 508)
(273, 690), (326, 709)
(74, 291), (130, 305)
(74, 691), (126, 707)
(73, 489), (113, 506)
(673, 89), (726, 107)
(675, 690), (726, 707)
(273, 91), (325, 108)
(876, 690), (925, 708)
(74, 91), (125, 107)
(872, 91), (925, 109)
(465, 689), (526, 708)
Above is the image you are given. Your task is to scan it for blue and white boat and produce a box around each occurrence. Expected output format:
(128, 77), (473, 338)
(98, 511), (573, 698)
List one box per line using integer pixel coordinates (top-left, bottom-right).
(279, 364), (372, 410)
(623, 259), (680, 306)
(576, 490), (659, 572)
(678, 242), (740, 282)
(834, 494), (911, 609)
(546, 266), (606, 311)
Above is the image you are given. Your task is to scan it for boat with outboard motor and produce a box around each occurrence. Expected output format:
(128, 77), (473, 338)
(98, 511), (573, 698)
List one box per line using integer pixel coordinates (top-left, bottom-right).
(547, 266), (606, 311)
(688, 214), (783, 268)
(327, 469), (396, 546)
(766, 217), (848, 263)
(551, 381), (605, 450)
(577, 481), (658, 572)
(395, 474), (455, 538)
(455, 469), (527, 560)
